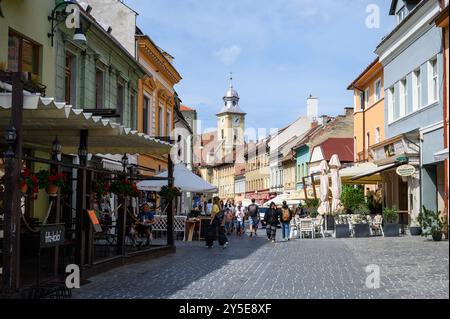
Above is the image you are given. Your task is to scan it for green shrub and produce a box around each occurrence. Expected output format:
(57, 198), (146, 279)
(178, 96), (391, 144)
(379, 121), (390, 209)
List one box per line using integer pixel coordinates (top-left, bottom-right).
(417, 206), (444, 237)
(383, 207), (399, 224)
(341, 185), (365, 211)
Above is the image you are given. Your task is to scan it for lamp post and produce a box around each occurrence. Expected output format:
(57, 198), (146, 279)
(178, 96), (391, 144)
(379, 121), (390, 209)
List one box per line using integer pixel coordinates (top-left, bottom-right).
(121, 153), (129, 173)
(47, 0), (87, 47)
(52, 136), (62, 161)
(4, 122), (17, 159)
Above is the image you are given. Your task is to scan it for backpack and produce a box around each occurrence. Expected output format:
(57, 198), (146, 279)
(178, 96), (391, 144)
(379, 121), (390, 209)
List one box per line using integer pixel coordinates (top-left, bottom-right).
(282, 208), (291, 222)
(248, 204), (258, 217)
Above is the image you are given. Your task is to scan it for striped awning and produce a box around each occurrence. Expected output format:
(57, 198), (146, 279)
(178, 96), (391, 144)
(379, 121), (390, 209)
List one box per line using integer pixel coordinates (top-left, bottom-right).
(0, 93), (172, 155)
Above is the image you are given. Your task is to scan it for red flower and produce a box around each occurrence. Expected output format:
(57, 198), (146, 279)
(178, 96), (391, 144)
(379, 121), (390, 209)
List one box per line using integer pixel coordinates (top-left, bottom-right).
(22, 168), (30, 177)
(33, 187), (39, 194)
(49, 176), (57, 182)
(31, 175), (38, 184)
(20, 181), (27, 188)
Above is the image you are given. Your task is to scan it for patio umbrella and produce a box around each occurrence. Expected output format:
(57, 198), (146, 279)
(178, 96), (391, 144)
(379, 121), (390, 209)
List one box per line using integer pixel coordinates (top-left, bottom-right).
(329, 154), (342, 214)
(318, 160), (330, 231)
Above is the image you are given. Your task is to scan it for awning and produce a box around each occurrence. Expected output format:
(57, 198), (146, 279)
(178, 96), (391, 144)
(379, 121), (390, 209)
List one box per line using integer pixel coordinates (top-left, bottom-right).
(340, 162), (381, 184)
(434, 148), (449, 162)
(350, 163), (399, 181)
(137, 164), (218, 193)
(0, 94), (171, 155)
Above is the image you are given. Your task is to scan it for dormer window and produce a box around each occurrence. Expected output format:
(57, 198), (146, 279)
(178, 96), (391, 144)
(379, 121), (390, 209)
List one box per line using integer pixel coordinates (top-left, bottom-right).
(397, 6), (406, 24)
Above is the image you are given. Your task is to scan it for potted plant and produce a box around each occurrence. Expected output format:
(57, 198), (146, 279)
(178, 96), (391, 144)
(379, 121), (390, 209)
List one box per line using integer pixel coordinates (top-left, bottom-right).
(20, 168), (39, 195)
(352, 204), (371, 238)
(383, 207), (400, 237)
(92, 178), (111, 200)
(418, 206), (444, 242)
(409, 218), (422, 236)
(334, 214), (350, 238)
(110, 177), (140, 198)
(158, 185), (181, 202)
(341, 185), (365, 214)
(36, 169), (66, 197)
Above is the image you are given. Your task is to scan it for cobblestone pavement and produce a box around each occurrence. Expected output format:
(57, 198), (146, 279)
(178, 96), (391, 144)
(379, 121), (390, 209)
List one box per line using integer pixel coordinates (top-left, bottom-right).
(72, 231), (449, 299)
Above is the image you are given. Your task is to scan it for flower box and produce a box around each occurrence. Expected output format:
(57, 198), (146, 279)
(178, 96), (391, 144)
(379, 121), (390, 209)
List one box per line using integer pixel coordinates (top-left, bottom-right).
(383, 223), (400, 237)
(335, 224), (350, 238)
(353, 223), (370, 237)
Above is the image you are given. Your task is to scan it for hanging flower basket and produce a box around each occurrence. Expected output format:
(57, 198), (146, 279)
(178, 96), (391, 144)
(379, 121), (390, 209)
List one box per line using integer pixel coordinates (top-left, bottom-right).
(20, 168), (39, 196)
(110, 177), (140, 198)
(92, 178), (111, 200)
(158, 186), (181, 202)
(36, 169), (66, 197)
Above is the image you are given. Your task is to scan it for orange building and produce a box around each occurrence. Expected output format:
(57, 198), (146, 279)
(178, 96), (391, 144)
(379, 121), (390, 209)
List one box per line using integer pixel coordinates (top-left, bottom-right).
(348, 58), (385, 163)
(135, 29), (182, 175)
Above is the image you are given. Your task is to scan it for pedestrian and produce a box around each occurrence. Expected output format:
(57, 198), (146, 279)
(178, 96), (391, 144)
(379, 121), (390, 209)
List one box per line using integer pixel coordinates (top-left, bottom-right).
(280, 201), (293, 241)
(206, 196), (228, 249)
(224, 207), (234, 236)
(264, 202), (279, 242)
(235, 201), (245, 237)
(247, 198), (260, 238)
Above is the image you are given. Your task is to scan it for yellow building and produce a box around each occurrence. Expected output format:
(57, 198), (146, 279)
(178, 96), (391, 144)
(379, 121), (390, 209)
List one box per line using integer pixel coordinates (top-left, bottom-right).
(245, 140), (270, 204)
(348, 58), (385, 163)
(136, 30), (182, 175)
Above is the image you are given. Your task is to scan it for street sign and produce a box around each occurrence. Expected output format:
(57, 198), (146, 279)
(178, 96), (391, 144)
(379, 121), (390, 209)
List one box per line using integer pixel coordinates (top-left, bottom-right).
(40, 224), (65, 248)
(396, 156), (408, 163)
(396, 164), (415, 177)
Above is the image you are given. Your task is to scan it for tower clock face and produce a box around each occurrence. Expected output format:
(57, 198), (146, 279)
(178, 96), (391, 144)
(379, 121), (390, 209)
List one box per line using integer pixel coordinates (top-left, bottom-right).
(233, 117), (241, 126)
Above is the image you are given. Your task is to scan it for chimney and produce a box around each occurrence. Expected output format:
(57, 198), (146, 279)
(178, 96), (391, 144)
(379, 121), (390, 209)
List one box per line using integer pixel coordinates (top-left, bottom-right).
(311, 121), (319, 129)
(307, 95), (319, 122)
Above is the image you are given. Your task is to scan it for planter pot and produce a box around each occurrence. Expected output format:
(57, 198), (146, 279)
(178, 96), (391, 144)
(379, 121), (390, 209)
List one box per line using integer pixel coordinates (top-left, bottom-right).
(46, 184), (59, 197)
(335, 224), (350, 238)
(353, 223), (370, 238)
(20, 184), (28, 194)
(409, 226), (422, 236)
(432, 232), (443, 242)
(383, 223), (400, 237)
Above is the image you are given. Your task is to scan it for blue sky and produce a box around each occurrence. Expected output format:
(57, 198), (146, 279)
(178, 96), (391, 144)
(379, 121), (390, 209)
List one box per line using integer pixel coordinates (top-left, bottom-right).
(125, 0), (394, 135)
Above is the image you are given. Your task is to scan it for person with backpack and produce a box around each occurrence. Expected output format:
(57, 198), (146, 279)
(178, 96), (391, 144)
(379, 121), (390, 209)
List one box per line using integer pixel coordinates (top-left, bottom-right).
(280, 201), (293, 241)
(247, 198), (260, 238)
(264, 202), (279, 242)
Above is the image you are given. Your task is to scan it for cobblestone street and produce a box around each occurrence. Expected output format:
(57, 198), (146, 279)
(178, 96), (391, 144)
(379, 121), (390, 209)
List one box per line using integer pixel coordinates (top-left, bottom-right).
(72, 231), (449, 299)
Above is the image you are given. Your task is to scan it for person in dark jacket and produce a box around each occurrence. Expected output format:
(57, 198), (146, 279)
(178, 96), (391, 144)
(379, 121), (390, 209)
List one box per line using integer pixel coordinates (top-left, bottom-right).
(264, 202), (279, 242)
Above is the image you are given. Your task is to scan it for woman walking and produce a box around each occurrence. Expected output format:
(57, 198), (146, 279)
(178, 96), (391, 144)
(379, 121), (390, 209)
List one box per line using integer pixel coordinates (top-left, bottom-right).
(206, 196), (228, 248)
(235, 201), (245, 237)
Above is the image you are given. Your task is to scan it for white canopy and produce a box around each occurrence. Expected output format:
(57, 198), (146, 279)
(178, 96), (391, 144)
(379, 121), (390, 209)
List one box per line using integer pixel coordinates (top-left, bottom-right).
(263, 193), (303, 207)
(137, 164), (218, 193)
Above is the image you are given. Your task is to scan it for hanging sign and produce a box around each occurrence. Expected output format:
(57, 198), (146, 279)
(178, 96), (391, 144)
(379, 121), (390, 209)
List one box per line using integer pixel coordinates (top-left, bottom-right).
(40, 224), (65, 248)
(86, 210), (103, 233)
(396, 164), (415, 177)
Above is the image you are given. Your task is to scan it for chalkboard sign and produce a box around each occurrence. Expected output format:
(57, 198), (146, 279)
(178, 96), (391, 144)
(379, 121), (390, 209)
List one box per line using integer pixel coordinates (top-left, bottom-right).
(40, 224), (65, 248)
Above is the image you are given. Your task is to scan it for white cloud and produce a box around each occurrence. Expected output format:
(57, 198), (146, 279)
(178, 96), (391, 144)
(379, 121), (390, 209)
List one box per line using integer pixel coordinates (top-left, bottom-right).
(214, 45), (242, 65)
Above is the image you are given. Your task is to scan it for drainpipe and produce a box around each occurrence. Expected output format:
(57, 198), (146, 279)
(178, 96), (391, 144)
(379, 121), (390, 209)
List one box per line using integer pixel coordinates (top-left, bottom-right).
(439, 0), (449, 237)
(353, 85), (366, 162)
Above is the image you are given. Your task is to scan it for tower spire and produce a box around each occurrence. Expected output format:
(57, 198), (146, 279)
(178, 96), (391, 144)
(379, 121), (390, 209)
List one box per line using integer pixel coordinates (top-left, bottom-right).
(229, 72), (233, 89)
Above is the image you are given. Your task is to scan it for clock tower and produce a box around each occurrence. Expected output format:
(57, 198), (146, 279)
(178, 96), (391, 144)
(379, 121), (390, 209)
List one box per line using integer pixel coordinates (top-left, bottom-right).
(217, 73), (246, 159)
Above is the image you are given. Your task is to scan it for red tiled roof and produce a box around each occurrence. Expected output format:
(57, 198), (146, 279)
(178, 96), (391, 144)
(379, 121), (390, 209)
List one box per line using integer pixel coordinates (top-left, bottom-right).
(180, 105), (195, 111)
(318, 138), (354, 162)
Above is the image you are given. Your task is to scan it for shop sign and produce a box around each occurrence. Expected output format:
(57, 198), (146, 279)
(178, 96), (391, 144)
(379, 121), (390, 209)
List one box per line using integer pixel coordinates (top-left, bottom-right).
(40, 224), (65, 248)
(396, 164), (415, 177)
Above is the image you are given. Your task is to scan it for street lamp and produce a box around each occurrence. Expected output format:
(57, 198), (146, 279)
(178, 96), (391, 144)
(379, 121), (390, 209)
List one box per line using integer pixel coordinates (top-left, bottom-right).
(48, 0), (87, 47)
(78, 144), (88, 158)
(4, 122), (17, 159)
(121, 153), (129, 172)
(52, 136), (62, 161)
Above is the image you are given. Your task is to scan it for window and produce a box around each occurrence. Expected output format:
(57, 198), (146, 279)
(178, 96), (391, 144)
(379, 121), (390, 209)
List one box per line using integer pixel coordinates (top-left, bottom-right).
(374, 79), (382, 101)
(8, 31), (41, 78)
(413, 69), (421, 111)
(117, 82), (124, 124)
(364, 88), (370, 108)
(366, 132), (370, 151)
(375, 127), (380, 144)
(95, 68), (104, 109)
(429, 58), (438, 103)
(399, 78), (407, 118)
(143, 96), (150, 134)
(388, 87), (395, 123)
(130, 93), (136, 130)
(221, 129), (224, 139)
(166, 108), (172, 137)
(158, 103), (164, 137)
(397, 7), (406, 24)
(359, 91), (365, 111)
(65, 52), (76, 106)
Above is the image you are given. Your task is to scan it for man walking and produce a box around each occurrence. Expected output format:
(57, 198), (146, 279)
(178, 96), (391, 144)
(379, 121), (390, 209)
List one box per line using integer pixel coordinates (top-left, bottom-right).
(247, 198), (260, 237)
(280, 201), (293, 241)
